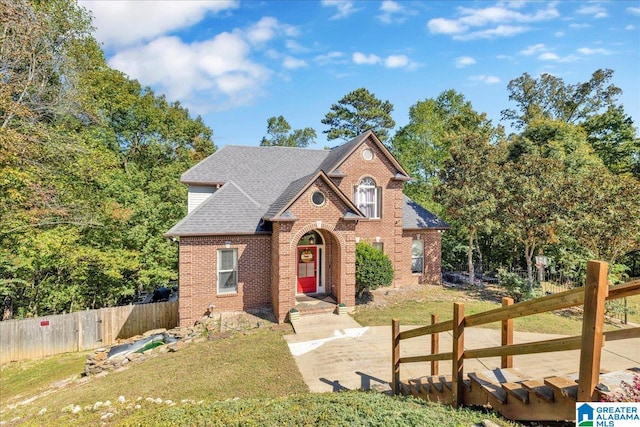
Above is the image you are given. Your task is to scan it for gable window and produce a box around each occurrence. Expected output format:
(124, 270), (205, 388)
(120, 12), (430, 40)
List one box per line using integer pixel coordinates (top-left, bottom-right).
(411, 239), (424, 274)
(355, 177), (381, 219)
(217, 248), (238, 294)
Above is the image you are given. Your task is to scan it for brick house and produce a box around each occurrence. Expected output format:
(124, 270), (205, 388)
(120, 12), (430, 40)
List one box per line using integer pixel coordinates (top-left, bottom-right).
(166, 131), (449, 325)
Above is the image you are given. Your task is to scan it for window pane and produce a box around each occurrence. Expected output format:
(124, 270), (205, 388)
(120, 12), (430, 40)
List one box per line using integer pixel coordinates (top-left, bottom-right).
(411, 258), (423, 274)
(411, 240), (424, 257)
(411, 240), (424, 274)
(219, 250), (235, 270)
(219, 271), (237, 292)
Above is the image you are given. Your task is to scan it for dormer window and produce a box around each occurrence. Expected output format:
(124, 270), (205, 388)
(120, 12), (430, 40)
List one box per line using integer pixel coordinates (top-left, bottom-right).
(355, 177), (381, 219)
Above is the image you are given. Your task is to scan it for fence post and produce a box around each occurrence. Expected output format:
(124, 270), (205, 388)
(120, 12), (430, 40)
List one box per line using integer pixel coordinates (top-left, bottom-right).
(452, 302), (465, 408)
(431, 314), (439, 376)
(501, 297), (514, 369)
(578, 260), (608, 402)
(392, 319), (400, 395)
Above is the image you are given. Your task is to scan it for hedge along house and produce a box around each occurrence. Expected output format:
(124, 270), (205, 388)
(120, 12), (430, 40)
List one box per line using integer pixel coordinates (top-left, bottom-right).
(166, 131), (449, 325)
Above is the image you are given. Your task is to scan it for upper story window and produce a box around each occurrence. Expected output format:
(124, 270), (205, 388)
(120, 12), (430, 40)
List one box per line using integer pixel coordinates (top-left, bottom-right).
(355, 177), (381, 219)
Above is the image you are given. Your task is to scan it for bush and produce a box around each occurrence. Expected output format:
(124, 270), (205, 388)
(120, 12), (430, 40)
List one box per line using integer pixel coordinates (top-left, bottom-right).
(497, 268), (542, 302)
(601, 373), (640, 402)
(355, 242), (394, 297)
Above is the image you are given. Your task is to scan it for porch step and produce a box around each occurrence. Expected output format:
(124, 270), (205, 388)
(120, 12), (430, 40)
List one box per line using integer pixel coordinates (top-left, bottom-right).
(544, 376), (578, 400)
(468, 368), (531, 404)
(521, 379), (554, 403)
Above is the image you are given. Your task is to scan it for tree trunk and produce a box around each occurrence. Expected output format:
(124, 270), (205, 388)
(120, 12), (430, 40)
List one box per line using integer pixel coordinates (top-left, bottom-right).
(467, 231), (475, 286)
(524, 243), (535, 291)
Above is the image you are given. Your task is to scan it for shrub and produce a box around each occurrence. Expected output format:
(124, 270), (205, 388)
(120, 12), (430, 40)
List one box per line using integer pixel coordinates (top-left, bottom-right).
(497, 268), (542, 302)
(601, 373), (640, 402)
(355, 242), (394, 297)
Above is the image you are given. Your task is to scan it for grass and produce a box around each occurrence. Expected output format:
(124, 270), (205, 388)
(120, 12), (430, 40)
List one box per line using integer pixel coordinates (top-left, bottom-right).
(112, 392), (519, 427)
(6, 281), (629, 426)
(1, 329), (308, 426)
(353, 284), (615, 335)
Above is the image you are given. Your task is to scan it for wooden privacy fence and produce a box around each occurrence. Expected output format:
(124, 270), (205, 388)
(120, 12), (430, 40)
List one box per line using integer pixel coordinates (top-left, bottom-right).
(392, 260), (640, 406)
(0, 301), (178, 364)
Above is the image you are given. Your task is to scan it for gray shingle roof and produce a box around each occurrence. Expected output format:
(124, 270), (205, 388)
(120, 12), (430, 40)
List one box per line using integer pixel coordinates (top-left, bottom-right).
(402, 195), (450, 230)
(166, 181), (270, 236)
(166, 133), (446, 236)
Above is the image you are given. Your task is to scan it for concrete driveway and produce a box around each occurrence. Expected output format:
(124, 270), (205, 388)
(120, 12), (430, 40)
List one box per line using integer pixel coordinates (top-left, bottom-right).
(284, 313), (640, 393)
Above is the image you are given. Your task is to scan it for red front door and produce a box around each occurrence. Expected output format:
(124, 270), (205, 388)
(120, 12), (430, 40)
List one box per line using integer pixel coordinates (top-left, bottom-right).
(297, 246), (317, 293)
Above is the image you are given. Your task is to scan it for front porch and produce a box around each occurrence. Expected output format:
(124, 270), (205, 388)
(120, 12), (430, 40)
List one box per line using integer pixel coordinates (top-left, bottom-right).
(293, 294), (338, 316)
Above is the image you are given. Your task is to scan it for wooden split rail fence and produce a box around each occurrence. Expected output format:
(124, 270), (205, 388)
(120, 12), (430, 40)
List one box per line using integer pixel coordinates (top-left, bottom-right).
(392, 260), (640, 421)
(0, 301), (178, 364)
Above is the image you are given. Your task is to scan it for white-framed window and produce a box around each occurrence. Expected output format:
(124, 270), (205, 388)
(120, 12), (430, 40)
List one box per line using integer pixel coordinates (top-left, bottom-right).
(217, 248), (238, 294)
(355, 177), (381, 219)
(411, 239), (424, 274)
(372, 241), (384, 252)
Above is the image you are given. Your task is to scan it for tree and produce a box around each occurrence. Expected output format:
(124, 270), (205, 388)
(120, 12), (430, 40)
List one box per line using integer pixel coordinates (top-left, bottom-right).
(501, 69), (622, 129)
(391, 90), (501, 208)
(581, 105), (640, 176)
(0, 0), (216, 318)
(435, 132), (501, 286)
(570, 168), (640, 265)
(500, 69), (638, 177)
(260, 115), (316, 147)
(321, 88), (395, 143)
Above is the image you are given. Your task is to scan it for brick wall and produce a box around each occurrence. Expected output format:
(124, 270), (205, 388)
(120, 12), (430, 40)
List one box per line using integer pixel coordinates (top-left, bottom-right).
(178, 235), (271, 326)
(401, 230), (443, 285)
(331, 138), (406, 287)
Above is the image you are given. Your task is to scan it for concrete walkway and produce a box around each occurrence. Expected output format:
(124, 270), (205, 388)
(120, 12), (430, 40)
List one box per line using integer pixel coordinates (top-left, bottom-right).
(284, 313), (640, 393)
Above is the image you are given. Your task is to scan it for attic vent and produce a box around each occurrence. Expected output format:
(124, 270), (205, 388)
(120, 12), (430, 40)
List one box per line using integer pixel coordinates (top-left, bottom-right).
(362, 148), (373, 161)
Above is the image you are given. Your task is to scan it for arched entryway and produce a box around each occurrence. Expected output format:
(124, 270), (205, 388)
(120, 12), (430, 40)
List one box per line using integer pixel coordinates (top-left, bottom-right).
(296, 230), (325, 294)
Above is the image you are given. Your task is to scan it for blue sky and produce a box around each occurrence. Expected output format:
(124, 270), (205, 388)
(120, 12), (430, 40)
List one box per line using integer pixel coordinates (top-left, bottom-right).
(79, 0), (640, 148)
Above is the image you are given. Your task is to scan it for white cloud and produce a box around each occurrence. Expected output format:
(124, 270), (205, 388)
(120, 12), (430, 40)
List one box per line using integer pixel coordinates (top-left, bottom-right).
(108, 33), (271, 113)
(569, 23), (591, 29)
(455, 56), (476, 68)
(538, 52), (559, 61)
(577, 4), (608, 19)
(352, 52), (418, 70)
(378, 0), (413, 24)
(244, 17), (299, 45)
(385, 55), (409, 68)
(427, 2), (559, 40)
(555, 31), (565, 37)
(285, 39), (308, 53)
(322, 0), (359, 20)
(520, 43), (547, 56)
(314, 51), (346, 65)
(577, 47), (612, 55)
(456, 25), (529, 41)
(627, 7), (640, 16)
(79, 0), (239, 48)
(353, 52), (381, 65)
(283, 56), (308, 69)
(428, 18), (467, 34)
(626, 24), (636, 30)
(470, 75), (501, 84)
